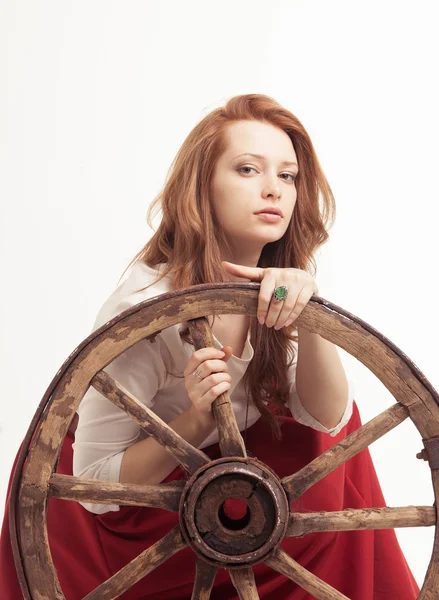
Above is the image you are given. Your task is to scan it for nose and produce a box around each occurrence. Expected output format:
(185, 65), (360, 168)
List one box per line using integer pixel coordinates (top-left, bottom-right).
(262, 186), (281, 200)
(261, 172), (281, 199)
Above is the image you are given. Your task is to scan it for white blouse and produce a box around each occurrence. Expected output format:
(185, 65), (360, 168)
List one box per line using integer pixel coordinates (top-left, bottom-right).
(73, 262), (354, 513)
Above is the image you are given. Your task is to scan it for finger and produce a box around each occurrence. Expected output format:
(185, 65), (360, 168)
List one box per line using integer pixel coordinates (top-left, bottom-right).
(197, 371), (233, 397)
(183, 348), (225, 377)
(222, 262), (264, 281)
(273, 285), (302, 330)
(191, 372), (233, 413)
(260, 278), (295, 329)
(256, 271), (277, 325)
(186, 359), (230, 387)
(198, 380), (233, 412)
(220, 345), (234, 360)
(284, 287), (313, 326)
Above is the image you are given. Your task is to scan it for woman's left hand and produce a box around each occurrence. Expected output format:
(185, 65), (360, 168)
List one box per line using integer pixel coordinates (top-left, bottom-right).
(221, 261), (319, 330)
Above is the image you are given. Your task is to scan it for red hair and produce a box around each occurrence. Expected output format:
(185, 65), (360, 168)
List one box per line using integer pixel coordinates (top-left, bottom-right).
(120, 93), (336, 439)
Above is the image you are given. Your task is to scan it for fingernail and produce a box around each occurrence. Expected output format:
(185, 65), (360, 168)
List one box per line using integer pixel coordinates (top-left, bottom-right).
(258, 316), (265, 325)
(219, 351), (225, 357)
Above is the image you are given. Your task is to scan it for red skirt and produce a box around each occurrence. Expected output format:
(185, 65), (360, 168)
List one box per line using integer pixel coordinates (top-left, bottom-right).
(1, 401), (420, 599)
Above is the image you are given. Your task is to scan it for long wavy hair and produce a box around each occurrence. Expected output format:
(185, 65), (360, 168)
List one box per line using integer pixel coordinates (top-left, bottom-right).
(120, 93), (336, 439)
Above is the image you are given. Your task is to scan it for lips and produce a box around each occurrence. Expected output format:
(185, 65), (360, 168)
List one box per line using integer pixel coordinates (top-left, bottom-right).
(255, 209), (283, 217)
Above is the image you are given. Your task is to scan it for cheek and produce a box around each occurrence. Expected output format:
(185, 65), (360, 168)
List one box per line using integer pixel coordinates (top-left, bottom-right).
(212, 178), (242, 210)
(210, 174), (255, 223)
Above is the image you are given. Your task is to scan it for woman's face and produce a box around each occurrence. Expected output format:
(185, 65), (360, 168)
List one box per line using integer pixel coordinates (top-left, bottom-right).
(210, 119), (298, 266)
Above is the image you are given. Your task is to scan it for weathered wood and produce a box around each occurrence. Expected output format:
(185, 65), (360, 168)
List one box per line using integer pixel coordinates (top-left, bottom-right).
(296, 298), (439, 440)
(419, 470), (439, 598)
(48, 473), (184, 511)
(265, 548), (350, 600)
(191, 558), (218, 599)
(83, 525), (186, 600)
(282, 403), (410, 501)
(188, 318), (247, 458)
(229, 567), (259, 599)
(91, 370), (210, 474)
(287, 505), (436, 536)
(18, 478), (64, 599)
(11, 283), (439, 598)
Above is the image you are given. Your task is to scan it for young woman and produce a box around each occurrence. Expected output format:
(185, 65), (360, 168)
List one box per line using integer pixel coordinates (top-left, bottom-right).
(1, 94), (420, 599)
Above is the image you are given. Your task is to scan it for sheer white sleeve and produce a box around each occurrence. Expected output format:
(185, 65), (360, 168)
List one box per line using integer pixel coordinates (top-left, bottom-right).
(72, 308), (168, 514)
(286, 340), (354, 437)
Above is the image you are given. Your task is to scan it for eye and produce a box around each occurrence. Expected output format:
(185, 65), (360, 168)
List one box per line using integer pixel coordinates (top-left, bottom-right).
(238, 166), (297, 182)
(280, 172), (297, 182)
(237, 166), (257, 175)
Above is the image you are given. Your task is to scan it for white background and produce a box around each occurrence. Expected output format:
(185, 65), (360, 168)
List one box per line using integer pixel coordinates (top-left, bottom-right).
(1, 0), (438, 589)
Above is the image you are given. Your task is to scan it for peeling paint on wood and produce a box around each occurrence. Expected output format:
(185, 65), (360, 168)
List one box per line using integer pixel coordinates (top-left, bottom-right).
(9, 285), (439, 598)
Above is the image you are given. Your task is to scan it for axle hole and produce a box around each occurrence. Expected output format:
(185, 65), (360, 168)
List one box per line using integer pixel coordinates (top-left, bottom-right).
(218, 498), (251, 530)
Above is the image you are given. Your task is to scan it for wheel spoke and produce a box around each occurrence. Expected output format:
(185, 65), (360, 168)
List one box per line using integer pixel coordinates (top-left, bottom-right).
(286, 505), (436, 536)
(265, 548), (349, 600)
(48, 473), (184, 511)
(229, 567), (259, 599)
(191, 558), (218, 599)
(187, 318), (246, 457)
(282, 402), (409, 501)
(83, 525), (186, 600)
(421, 470), (439, 592)
(91, 370), (210, 474)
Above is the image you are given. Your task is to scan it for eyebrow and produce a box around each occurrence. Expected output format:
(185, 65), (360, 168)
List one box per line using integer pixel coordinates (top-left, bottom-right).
(233, 153), (298, 168)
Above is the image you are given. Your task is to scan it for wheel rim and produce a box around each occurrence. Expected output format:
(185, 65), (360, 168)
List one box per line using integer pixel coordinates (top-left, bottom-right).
(8, 280), (439, 599)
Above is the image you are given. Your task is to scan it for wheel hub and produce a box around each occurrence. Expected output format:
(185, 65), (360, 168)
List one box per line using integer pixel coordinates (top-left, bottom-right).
(179, 456), (289, 567)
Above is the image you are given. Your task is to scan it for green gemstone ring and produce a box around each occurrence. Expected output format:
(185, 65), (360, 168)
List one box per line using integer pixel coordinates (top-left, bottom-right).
(273, 285), (288, 302)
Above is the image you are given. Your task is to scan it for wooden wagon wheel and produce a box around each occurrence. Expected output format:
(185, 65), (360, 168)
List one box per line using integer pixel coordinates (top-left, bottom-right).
(9, 281), (439, 599)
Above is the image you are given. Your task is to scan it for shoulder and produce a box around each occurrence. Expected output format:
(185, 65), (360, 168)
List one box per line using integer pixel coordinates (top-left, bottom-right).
(93, 262), (173, 330)
(89, 261), (178, 383)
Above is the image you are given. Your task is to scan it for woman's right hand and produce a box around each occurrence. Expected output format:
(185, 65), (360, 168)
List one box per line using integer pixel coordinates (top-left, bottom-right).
(184, 345), (233, 423)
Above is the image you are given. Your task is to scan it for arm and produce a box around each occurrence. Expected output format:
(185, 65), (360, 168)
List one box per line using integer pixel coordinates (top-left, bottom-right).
(119, 408), (216, 485)
(73, 335), (171, 513)
(73, 329), (218, 511)
(294, 325), (349, 430)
